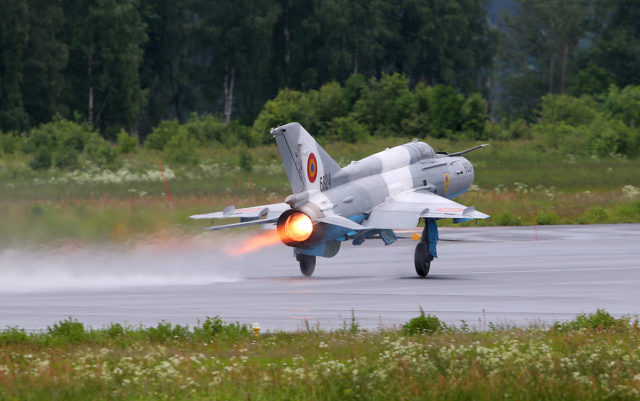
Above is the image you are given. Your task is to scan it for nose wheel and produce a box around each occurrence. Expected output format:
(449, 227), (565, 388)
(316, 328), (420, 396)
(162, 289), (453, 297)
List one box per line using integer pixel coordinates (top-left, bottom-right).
(296, 253), (316, 276)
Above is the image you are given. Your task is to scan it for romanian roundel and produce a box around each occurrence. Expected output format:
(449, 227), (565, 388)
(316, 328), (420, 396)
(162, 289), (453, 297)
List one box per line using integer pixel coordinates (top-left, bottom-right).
(307, 153), (318, 183)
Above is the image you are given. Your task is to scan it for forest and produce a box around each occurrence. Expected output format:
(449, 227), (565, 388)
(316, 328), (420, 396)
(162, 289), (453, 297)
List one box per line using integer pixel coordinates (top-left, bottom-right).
(0, 0), (638, 150)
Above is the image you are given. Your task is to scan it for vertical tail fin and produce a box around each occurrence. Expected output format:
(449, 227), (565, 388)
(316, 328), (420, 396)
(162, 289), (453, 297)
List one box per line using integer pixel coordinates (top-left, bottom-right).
(271, 123), (341, 194)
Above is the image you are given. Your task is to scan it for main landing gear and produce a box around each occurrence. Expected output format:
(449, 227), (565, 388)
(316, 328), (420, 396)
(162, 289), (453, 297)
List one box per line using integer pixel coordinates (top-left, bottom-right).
(414, 242), (432, 277)
(414, 218), (438, 277)
(296, 251), (316, 276)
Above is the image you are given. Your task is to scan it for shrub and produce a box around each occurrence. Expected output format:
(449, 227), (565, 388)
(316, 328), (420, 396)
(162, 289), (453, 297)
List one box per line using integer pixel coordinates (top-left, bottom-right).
(539, 94), (601, 126)
(427, 84), (464, 138)
(583, 206), (609, 223)
(402, 82), (431, 137)
(85, 134), (119, 168)
(164, 130), (198, 165)
(506, 119), (532, 140)
(353, 73), (415, 137)
(328, 116), (369, 143)
(402, 307), (443, 335)
(23, 126), (54, 154)
(23, 118), (97, 170)
(553, 309), (629, 332)
(612, 200), (640, 222)
(343, 73), (366, 106)
(533, 122), (590, 155)
(30, 204), (44, 216)
(59, 124), (88, 152)
(587, 118), (635, 156)
(604, 85), (640, 129)
(185, 114), (223, 144)
(252, 89), (309, 143)
(47, 317), (86, 343)
(194, 316), (226, 339)
(145, 321), (191, 341)
(185, 114), (253, 147)
(29, 147), (52, 170)
(52, 147), (80, 169)
(535, 211), (559, 225)
(0, 131), (21, 154)
(24, 118), (93, 154)
(228, 121), (254, 147)
(536, 91), (640, 157)
(145, 119), (182, 150)
(193, 316), (250, 340)
(0, 327), (29, 344)
(117, 130), (138, 154)
(105, 322), (125, 338)
(305, 81), (349, 135)
(462, 93), (489, 139)
(239, 149), (253, 172)
(493, 212), (520, 226)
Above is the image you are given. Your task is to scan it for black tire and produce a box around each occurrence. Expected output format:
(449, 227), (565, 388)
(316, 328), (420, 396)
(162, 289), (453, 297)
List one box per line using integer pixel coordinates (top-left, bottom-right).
(298, 254), (316, 276)
(414, 241), (431, 277)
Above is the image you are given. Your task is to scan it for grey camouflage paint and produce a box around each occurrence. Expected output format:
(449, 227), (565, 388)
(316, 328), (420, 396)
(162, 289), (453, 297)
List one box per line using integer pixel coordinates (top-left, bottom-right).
(272, 123), (476, 223)
(192, 122), (488, 260)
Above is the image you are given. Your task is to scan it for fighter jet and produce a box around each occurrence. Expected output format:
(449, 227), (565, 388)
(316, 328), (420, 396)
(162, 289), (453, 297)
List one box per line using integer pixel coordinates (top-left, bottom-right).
(191, 122), (489, 277)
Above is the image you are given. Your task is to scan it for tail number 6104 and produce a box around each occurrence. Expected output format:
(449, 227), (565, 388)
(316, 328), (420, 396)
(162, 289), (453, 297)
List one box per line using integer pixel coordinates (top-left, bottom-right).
(319, 174), (331, 191)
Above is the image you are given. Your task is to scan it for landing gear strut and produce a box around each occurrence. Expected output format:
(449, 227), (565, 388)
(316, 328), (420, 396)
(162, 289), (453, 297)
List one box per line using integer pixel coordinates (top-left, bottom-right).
(414, 218), (438, 277)
(296, 251), (316, 276)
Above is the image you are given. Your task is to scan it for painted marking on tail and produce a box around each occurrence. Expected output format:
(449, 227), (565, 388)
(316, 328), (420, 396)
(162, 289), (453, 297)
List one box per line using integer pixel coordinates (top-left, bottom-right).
(307, 153), (318, 183)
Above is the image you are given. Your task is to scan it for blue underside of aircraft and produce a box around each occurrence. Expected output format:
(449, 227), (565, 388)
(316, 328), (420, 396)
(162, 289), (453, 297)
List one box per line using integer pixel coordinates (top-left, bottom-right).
(299, 214), (441, 259)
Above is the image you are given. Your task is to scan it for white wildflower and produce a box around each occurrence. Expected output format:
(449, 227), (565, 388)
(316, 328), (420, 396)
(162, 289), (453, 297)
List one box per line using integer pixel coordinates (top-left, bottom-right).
(622, 185), (639, 199)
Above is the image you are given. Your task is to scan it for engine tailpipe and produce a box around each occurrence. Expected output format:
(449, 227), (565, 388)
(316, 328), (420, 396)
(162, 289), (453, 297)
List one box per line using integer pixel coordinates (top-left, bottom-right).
(277, 211), (314, 245)
(276, 201), (327, 247)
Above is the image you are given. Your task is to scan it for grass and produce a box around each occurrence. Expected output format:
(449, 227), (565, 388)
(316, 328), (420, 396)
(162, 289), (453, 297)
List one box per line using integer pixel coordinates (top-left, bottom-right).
(446, 185), (640, 227)
(1, 138), (639, 245)
(1, 311), (639, 400)
(2, 188), (639, 246)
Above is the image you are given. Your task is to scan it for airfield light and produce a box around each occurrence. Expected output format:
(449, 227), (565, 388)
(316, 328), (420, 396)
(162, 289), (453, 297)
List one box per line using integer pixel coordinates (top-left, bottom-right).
(284, 212), (313, 242)
(251, 322), (261, 337)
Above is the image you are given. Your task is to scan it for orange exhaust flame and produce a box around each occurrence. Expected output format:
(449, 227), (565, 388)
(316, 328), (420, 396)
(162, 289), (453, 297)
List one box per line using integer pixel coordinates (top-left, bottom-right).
(225, 229), (282, 256)
(281, 212), (313, 243)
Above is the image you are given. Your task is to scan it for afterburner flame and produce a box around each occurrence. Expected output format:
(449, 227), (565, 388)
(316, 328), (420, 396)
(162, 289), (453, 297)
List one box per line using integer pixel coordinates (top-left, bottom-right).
(283, 212), (313, 242)
(226, 230), (281, 256)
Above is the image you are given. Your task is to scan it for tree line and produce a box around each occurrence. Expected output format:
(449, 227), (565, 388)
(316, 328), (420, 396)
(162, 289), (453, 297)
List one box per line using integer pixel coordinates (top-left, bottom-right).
(2, 73), (637, 173)
(0, 0), (638, 140)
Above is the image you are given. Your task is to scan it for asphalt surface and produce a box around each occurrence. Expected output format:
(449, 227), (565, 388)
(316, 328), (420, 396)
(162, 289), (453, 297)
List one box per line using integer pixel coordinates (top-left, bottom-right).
(1, 224), (639, 331)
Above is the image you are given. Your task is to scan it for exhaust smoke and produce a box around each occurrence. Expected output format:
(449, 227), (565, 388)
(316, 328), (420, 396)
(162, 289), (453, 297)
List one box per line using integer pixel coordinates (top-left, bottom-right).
(0, 235), (243, 292)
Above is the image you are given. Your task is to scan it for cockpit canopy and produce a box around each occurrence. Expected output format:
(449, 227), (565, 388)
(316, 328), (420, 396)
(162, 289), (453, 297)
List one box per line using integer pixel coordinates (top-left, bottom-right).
(414, 141), (436, 159)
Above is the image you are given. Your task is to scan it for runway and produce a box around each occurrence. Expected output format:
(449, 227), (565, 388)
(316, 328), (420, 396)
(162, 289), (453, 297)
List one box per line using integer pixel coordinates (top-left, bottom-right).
(1, 224), (639, 331)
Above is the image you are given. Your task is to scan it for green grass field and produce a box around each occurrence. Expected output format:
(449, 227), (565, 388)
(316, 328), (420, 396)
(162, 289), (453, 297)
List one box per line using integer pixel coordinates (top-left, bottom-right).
(1, 311), (639, 400)
(1, 138), (639, 245)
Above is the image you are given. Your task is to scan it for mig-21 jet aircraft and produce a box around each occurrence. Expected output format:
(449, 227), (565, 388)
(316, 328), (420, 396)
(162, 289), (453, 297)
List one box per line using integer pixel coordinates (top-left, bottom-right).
(191, 122), (489, 277)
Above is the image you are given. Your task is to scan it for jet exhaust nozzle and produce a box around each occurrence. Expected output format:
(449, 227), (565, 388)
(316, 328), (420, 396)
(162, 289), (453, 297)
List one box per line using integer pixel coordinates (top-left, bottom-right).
(276, 203), (325, 247)
(277, 210), (313, 244)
